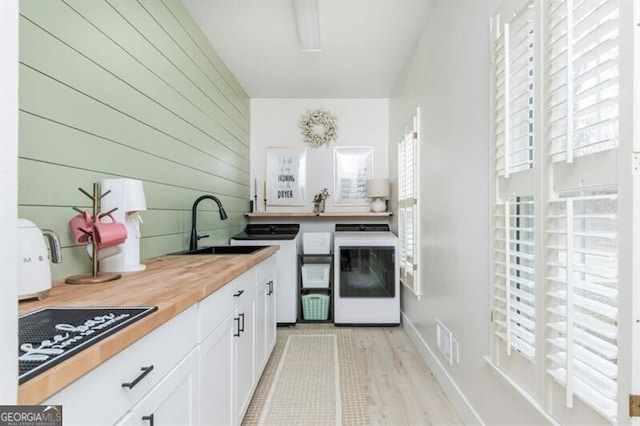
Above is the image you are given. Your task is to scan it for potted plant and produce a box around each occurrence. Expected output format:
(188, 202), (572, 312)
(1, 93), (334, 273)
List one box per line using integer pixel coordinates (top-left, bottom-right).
(312, 188), (330, 213)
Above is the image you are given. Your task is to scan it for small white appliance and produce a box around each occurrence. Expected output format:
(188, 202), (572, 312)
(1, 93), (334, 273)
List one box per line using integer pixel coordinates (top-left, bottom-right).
(17, 218), (62, 301)
(333, 224), (399, 325)
(231, 224), (300, 325)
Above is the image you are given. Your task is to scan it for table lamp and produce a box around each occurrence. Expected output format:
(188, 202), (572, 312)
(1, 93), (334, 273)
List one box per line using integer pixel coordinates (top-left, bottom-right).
(366, 179), (389, 212)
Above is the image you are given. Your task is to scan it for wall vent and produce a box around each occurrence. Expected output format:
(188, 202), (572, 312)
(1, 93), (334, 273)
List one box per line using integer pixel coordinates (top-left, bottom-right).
(436, 319), (453, 364)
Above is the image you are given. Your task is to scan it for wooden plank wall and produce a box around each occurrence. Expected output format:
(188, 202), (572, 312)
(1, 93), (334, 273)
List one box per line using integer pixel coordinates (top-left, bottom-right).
(18, 0), (250, 280)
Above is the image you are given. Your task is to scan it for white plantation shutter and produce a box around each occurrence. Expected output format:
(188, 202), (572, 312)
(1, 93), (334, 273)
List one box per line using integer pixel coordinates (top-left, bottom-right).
(398, 111), (419, 295)
(546, 190), (618, 420)
(507, 2), (535, 175)
(494, 28), (506, 175)
(491, 0), (537, 375)
(544, 0), (621, 420)
(494, 0), (535, 178)
(546, 0), (619, 162)
(490, 0), (629, 422)
(493, 197), (536, 358)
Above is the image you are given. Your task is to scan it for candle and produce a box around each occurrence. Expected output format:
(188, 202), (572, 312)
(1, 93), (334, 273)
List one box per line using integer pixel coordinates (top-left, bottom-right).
(254, 177), (257, 197)
(263, 181), (266, 199)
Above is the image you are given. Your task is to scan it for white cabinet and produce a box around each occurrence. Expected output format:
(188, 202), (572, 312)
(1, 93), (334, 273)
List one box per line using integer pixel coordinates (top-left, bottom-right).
(234, 289), (256, 421)
(255, 280), (267, 375)
(255, 259), (276, 375)
(199, 283), (257, 426)
(199, 313), (235, 425)
(199, 254), (277, 426)
(43, 306), (198, 426)
(43, 254), (277, 426)
(115, 347), (199, 426)
(265, 278), (276, 356)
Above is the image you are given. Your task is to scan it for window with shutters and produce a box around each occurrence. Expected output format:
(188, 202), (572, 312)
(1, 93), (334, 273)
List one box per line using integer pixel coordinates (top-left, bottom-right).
(398, 109), (420, 296)
(493, 197), (536, 359)
(494, 0), (535, 178)
(489, 0), (630, 423)
(546, 189), (618, 419)
(546, 0), (619, 163)
(490, 0), (538, 393)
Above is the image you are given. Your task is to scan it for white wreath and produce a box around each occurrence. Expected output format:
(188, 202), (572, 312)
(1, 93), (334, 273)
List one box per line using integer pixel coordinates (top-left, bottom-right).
(298, 109), (338, 148)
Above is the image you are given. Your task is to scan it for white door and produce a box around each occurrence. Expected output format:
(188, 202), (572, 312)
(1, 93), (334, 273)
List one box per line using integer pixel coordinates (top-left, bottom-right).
(235, 291), (256, 422)
(266, 276), (277, 354)
(254, 281), (267, 374)
(200, 314), (235, 426)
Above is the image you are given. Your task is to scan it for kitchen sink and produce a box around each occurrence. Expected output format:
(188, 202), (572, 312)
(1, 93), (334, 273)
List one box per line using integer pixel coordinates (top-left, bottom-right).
(169, 245), (267, 255)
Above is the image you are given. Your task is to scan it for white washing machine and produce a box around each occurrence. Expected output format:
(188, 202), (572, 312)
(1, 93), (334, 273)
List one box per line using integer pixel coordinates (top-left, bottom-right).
(333, 224), (400, 325)
(231, 224), (300, 325)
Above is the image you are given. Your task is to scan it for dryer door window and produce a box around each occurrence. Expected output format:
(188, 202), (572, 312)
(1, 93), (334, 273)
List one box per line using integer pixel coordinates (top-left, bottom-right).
(338, 246), (395, 298)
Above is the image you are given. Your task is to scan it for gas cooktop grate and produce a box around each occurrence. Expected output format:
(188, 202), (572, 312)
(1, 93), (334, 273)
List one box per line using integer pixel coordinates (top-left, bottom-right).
(18, 306), (157, 384)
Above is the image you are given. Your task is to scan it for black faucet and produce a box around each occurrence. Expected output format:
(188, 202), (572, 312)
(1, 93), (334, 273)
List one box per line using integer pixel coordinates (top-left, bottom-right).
(190, 195), (228, 251)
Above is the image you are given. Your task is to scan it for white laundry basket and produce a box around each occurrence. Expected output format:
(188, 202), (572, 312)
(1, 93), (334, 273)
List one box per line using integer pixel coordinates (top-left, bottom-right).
(302, 232), (331, 254)
(301, 264), (330, 288)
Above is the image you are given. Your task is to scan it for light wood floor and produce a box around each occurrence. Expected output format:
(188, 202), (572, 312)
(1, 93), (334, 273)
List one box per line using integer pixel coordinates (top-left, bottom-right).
(290, 324), (462, 425)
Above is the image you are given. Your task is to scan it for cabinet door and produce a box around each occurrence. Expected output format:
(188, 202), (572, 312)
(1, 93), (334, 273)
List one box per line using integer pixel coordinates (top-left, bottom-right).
(266, 276), (277, 354)
(254, 281), (267, 374)
(235, 290), (256, 423)
(119, 348), (199, 426)
(200, 314), (235, 426)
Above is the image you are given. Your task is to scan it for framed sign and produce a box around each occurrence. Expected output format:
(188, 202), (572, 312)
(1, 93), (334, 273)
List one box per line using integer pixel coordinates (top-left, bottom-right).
(266, 147), (306, 206)
(334, 146), (373, 205)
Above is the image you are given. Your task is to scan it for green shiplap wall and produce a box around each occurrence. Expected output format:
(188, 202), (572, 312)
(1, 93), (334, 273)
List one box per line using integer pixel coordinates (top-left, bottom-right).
(18, 0), (250, 280)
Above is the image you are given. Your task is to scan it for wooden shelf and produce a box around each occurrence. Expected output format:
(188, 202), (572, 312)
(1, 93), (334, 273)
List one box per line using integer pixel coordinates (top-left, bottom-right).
(245, 212), (392, 218)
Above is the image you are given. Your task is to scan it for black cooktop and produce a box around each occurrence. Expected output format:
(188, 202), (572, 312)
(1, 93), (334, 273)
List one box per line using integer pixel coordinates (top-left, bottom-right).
(232, 224), (300, 240)
(335, 224), (391, 232)
(18, 306), (157, 384)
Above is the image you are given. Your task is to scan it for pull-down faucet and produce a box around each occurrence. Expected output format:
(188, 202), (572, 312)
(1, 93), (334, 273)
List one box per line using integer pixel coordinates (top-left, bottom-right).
(190, 195), (228, 251)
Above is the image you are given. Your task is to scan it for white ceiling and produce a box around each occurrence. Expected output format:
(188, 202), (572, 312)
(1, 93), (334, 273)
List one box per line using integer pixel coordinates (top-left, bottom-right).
(181, 0), (434, 98)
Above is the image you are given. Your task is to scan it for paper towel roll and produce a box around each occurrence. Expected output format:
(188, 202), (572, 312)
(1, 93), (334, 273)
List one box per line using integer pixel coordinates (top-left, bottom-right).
(100, 178), (147, 272)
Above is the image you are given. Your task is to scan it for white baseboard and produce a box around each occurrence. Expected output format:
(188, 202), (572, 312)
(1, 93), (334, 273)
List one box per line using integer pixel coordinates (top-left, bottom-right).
(401, 312), (483, 425)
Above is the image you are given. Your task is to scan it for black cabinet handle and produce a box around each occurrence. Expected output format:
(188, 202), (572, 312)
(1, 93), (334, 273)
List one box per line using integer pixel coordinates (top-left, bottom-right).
(142, 414), (154, 426)
(122, 365), (154, 389)
(233, 290), (244, 297)
(239, 313), (245, 333)
(234, 316), (241, 337)
(267, 280), (273, 295)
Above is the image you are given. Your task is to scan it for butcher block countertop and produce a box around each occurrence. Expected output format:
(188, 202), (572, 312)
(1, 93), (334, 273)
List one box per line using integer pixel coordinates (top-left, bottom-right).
(17, 246), (279, 405)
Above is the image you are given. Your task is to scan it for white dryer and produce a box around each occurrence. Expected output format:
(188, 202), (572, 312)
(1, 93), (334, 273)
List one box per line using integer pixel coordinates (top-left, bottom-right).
(333, 224), (399, 325)
(231, 224), (300, 325)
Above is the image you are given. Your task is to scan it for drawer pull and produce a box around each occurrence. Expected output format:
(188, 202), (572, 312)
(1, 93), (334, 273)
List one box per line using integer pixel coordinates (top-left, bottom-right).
(239, 313), (245, 333)
(234, 317), (241, 337)
(122, 365), (154, 389)
(142, 414), (154, 426)
(233, 290), (245, 297)
(267, 280), (274, 295)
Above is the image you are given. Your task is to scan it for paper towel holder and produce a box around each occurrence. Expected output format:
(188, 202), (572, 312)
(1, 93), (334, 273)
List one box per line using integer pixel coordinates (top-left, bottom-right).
(99, 178), (147, 273)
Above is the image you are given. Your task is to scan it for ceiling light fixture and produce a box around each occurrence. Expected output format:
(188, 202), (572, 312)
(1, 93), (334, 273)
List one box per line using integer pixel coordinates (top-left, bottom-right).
(293, 0), (321, 52)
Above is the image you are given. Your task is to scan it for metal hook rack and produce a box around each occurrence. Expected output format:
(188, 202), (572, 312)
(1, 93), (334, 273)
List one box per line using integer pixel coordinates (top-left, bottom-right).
(65, 182), (121, 284)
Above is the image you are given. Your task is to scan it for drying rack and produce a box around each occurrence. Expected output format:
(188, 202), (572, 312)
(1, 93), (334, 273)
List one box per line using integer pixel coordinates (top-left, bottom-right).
(65, 182), (122, 284)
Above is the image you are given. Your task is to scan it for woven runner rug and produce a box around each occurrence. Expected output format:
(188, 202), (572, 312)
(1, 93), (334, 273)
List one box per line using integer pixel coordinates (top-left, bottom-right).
(243, 327), (369, 426)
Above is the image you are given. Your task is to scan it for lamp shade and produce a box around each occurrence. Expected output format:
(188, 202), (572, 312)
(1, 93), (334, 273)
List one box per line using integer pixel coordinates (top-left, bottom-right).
(366, 179), (390, 198)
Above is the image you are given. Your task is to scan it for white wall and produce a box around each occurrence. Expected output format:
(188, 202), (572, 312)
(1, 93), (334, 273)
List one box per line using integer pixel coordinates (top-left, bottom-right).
(0, 0), (19, 404)
(250, 99), (389, 213)
(389, 1), (548, 424)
